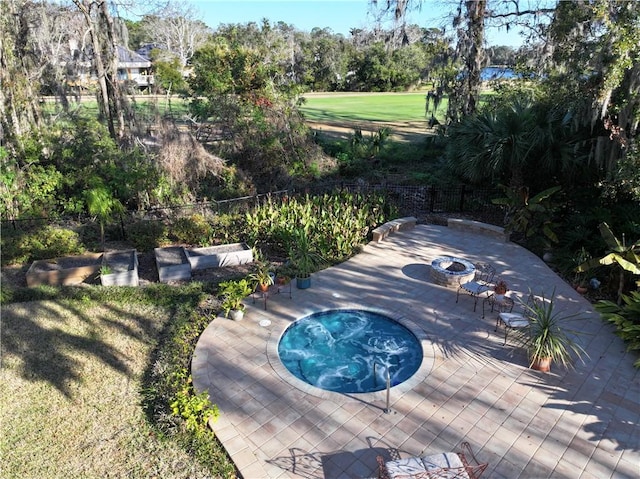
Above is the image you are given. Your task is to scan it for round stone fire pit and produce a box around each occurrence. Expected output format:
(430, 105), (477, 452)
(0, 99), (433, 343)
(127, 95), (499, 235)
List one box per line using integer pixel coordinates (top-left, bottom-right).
(430, 256), (475, 288)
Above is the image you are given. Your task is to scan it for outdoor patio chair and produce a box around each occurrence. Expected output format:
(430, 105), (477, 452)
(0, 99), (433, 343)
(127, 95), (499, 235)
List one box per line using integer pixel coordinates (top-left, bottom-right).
(494, 294), (536, 345)
(456, 263), (496, 311)
(376, 442), (488, 479)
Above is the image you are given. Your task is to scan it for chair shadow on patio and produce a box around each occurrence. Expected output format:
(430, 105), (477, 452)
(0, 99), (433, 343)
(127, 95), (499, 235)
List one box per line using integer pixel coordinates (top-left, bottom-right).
(266, 440), (403, 479)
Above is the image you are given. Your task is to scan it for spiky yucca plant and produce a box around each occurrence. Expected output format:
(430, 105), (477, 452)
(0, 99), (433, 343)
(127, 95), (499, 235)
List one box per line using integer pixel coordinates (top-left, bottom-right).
(522, 290), (588, 369)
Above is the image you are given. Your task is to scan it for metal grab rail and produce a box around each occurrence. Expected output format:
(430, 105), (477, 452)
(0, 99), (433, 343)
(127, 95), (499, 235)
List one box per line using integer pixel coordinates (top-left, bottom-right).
(374, 362), (392, 414)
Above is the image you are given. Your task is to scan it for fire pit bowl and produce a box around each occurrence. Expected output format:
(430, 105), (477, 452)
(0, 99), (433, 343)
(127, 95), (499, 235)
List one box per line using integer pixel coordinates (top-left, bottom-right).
(430, 256), (476, 288)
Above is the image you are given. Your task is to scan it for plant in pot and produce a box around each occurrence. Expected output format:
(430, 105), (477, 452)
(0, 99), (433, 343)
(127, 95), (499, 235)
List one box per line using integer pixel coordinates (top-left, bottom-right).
(249, 261), (274, 292)
(520, 290), (588, 372)
(288, 227), (325, 289)
(275, 263), (295, 286)
(218, 278), (253, 320)
(493, 279), (508, 301)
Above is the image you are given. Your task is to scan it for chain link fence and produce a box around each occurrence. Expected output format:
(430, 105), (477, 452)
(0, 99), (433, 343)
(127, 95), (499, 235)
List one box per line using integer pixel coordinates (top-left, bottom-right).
(1, 184), (503, 232)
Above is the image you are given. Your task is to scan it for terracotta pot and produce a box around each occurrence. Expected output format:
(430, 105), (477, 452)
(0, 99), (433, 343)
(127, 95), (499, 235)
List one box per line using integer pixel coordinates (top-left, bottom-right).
(575, 285), (588, 294)
(531, 357), (551, 372)
(258, 283), (269, 292)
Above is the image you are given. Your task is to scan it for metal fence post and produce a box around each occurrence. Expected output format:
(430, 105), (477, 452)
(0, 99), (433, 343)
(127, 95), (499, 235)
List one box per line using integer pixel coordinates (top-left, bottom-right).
(459, 184), (466, 212)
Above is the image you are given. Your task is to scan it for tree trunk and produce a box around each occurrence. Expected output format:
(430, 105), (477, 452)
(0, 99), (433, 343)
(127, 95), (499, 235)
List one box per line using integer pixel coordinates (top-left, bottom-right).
(0, 0), (42, 154)
(463, 0), (486, 116)
(73, 0), (131, 143)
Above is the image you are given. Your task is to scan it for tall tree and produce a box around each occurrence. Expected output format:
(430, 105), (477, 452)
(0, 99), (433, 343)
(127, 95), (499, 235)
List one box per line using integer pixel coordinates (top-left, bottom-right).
(72, 0), (130, 142)
(449, 0), (487, 120)
(0, 0), (42, 154)
(374, 0), (556, 122)
(545, 0), (640, 176)
(140, 2), (211, 68)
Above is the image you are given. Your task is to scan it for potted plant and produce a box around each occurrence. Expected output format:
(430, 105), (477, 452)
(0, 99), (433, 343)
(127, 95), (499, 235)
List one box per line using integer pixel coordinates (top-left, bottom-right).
(493, 279), (508, 300)
(520, 290), (588, 372)
(218, 278), (253, 320)
(249, 260), (274, 292)
(275, 262), (294, 286)
(288, 227), (324, 289)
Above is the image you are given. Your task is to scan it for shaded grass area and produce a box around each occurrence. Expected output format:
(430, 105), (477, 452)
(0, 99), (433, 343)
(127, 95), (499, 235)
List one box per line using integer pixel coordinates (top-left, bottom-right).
(1, 285), (236, 479)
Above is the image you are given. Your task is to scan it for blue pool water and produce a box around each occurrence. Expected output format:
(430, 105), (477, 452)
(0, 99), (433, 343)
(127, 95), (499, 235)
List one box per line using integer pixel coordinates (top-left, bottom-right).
(278, 309), (422, 393)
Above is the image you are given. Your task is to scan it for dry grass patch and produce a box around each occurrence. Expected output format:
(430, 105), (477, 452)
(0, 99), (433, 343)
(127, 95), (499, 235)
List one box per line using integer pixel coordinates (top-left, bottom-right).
(1, 300), (214, 479)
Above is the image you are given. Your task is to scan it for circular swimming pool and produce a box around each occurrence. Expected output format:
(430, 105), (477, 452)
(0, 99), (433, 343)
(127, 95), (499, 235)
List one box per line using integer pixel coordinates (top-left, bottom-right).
(277, 309), (423, 393)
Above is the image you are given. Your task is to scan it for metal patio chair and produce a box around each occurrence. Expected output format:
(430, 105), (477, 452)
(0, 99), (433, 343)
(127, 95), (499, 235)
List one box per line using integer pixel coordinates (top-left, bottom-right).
(494, 294), (536, 345)
(376, 442), (488, 479)
(456, 263), (496, 311)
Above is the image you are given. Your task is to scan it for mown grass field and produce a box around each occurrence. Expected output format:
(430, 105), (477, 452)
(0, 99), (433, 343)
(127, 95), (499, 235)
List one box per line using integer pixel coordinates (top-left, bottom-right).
(299, 91), (441, 123)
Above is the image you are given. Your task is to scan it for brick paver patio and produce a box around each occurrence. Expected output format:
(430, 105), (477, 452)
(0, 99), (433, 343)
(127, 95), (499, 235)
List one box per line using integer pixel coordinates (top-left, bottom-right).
(192, 224), (639, 478)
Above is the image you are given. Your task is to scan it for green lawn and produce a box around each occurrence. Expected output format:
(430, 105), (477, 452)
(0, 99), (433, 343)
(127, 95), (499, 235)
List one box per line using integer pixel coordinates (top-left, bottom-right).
(299, 92), (445, 123)
(0, 288), (236, 479)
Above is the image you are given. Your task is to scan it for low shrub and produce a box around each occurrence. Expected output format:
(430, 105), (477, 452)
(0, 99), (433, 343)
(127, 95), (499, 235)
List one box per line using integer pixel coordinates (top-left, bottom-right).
(1, 225), (84, 266)
(126, 219), (168, 252)
(170, 214), (214, 246)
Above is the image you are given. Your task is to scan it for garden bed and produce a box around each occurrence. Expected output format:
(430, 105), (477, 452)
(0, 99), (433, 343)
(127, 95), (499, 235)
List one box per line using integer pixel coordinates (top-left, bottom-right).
(154, 246), (191, 283)
(101, 250), (139, 286)
(185, 243), (253, 271)
(26, 253), (103, 287)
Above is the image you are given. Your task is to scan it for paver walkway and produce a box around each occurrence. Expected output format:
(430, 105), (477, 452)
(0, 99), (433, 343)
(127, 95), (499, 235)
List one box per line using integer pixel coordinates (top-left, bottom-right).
(192, 224), (640, 478)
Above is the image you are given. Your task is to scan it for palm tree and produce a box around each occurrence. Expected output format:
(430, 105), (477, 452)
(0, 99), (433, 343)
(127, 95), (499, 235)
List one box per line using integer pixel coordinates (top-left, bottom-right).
(445, 99), (576, 190)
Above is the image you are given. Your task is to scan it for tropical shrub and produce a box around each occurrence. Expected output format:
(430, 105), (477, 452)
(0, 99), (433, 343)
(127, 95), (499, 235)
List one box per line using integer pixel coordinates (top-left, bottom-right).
(244, 190), (394, 262)
(596, 292), (640, 368)
(445, 98), (583, 192)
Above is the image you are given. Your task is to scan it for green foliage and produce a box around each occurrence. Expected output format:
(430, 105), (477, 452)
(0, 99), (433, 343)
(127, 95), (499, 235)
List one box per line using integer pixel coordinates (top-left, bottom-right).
(521, 290), (588, 368)
(445, 98), (580, 191)
(347, 42), (428, 92)
(5, 116), (165, 218)
(170, 214), (214, 246)
(335, 128), (391, 176)
(288, 226), (325, 278)
(189, 40), (274, 96)
(244, 191), (393, 263)
(210, 213), (245, 244)
(595, 291), (640, 368)
(577, 222), (640, 302)
(1, 225), (84, 266)
(153, 57), (188, 94)
(169, 369), (219, 434)
(125, 220), (168, 252)
(218, 278), (253, 316)
(85, 181), (125, 250)
(0, 142), (64, 219)
(248, 251), (274, 289)
(600, 139), (640, 202)
(493, 185), (563, 250)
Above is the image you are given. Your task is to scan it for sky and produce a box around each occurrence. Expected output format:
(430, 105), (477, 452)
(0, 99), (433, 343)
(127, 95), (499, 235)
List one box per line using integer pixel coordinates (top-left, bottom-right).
(188, 0), (527, 48)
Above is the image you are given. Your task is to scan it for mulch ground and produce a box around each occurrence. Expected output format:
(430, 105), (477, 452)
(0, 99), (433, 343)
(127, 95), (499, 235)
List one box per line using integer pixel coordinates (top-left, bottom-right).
(1, 244), (257, 290)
